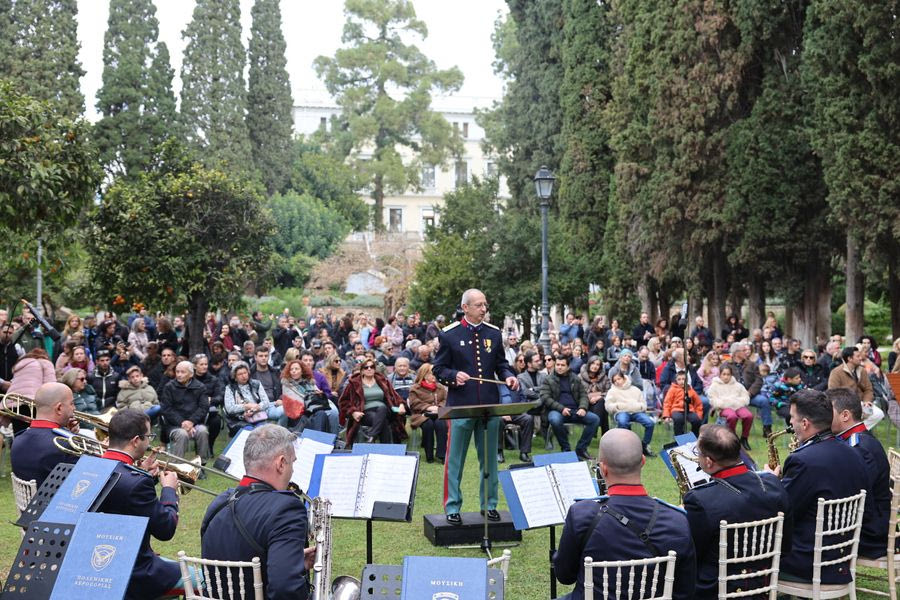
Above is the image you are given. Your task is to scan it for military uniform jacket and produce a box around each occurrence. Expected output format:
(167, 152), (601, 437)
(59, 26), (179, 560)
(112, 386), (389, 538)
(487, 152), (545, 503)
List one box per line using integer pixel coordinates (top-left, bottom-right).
(553, 485), (696, 600)
(96, 450), (181, 600)
(10, 420), (78, 487)
(837, 423), (891, 558)
(684, 464), (792, 599)
(432, 319), (515, 407)
(201, 477), (309, 600)
(780, 433), (868, 583)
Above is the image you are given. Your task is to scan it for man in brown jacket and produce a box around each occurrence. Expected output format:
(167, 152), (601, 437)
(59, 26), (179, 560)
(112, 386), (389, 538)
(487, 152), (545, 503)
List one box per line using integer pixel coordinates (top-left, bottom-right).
(828, 346), (873, 404)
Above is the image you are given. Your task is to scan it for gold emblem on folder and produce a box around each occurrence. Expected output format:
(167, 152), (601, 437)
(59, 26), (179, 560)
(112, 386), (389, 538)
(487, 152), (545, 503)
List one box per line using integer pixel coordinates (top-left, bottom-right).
(71, 479), (91, 499)
(91, 544), (116, 571)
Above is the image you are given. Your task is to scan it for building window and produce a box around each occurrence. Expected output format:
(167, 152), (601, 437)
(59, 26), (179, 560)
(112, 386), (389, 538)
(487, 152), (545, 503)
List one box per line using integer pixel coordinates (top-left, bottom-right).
(389, 208), (403, 233)
(422, 209), (436, 231)
(319, 116), (327, 131)
(462, 122), (469, 138)
(455, 161), (468, 188)
(421, 164), (436, 190)
(485, 161), (497, 178)
(453, 122), (459, 134)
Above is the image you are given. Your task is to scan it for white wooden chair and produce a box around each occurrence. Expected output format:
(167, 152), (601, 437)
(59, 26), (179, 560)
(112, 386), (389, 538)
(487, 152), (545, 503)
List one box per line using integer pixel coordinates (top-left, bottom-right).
(583, 551), (677, 600)
(717, 512), (784, 599)
(487, 548), (512, 585)
(11, 473), (37, 517)
(177, 550), (264, 600)
(776, 490), (867, 599)
(857, 448), (900, 600)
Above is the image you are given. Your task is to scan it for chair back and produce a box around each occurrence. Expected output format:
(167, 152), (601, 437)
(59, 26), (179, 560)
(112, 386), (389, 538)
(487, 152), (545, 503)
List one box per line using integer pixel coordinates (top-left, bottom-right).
(178, 551), (264, 600)
(717, 512), (784, 599)
(487, 548), (512, 584)
(810, 490), (867, 595)
(11, 473), (37, 516)
(583, 551), (677, 600)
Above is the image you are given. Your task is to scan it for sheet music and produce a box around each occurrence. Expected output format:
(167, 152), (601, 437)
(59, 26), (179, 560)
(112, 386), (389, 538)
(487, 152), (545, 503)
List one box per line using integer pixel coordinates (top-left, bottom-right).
(552, 461), (599, 508)
(223, 429), (250, 479)
(291, 437), (334, 494)
(669, 441), (712, 489)
(509, 467), (564, 528)
(358, 454), (417, 518)
(317, 455), (366, 517)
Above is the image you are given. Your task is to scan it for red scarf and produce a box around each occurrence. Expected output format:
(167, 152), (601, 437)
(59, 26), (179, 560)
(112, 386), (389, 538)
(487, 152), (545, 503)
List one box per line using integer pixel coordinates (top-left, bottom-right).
(420, 380), (437, 391)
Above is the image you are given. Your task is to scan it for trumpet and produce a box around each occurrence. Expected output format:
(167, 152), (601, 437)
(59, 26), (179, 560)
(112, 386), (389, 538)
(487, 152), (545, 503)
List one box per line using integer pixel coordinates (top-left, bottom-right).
(53, 433), (218, 496)
(766, 426), (799, 472)
(0, 392), (116, 440)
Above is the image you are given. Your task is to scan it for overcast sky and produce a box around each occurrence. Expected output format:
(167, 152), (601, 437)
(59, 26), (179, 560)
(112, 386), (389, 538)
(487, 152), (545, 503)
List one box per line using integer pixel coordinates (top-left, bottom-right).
(75, 0), (508, 121)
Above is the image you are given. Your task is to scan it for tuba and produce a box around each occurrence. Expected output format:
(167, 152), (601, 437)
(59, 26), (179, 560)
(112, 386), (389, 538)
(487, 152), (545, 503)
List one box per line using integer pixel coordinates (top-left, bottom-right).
(766, 426), (798, 471)
(310, 497), (360, 600)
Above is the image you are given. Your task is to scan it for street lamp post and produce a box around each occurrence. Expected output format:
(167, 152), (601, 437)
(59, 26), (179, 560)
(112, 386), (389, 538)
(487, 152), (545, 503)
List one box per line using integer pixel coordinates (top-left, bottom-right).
(534, 166), (555, 355)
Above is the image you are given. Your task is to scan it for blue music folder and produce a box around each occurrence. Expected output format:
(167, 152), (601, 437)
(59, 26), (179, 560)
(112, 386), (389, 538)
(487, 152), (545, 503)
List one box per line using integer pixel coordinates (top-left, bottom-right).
(49, 512), (148, 600)
(40, 455), (118, 525)
(402, 556), (487, 599)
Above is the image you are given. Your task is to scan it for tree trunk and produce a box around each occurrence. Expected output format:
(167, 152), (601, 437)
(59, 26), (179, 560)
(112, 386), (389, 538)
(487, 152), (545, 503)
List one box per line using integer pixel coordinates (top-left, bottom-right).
(656, 283), (673, 323)
(522, 311), (533, 342)
(791, 260), (823, 348)
(728, 286), (745, 321)
(815, 277), (832, 350)
(845, 234), (865, 343)
(708, 252), (728, 341)
(747, 275), (766, 331)
(186, 293), (210, 358)
(889, 244), (900, 340)
(372, 173), (385, 232)
(638, 275), (655, 321)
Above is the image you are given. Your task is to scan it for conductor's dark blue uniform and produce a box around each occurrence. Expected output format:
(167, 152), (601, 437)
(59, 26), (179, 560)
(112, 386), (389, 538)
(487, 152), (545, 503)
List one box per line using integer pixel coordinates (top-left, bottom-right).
(97, 449), (181, 600)
(553, 484), (696, 600)
(684, 463), (793, 599)
(433, 317), (515, 515)
(837, 422), (891, 558)
(201, 476), (310, 600)
(780, 433), (868, 583)
(10, 419), (78, 487)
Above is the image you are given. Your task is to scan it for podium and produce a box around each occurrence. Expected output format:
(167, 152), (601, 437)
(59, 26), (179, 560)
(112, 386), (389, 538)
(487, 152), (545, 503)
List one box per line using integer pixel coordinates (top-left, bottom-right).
(435, 400), (539, 555)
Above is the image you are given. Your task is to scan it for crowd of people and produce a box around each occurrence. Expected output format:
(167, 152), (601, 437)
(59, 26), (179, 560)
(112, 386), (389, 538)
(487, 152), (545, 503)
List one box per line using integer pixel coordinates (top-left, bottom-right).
(2, 299), (897, 599)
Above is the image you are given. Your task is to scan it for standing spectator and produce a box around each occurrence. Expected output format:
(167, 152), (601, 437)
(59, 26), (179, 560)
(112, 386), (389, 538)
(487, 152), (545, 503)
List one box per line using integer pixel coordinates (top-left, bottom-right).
(117, 364), (160, 418)
(155, 317), (179, 354)
(213, 323), (235, 352)
(584, 316), (607, 353)
(8, 348), (57, 400)
(887, 337), (899, 373)
(503, 331), (520, 365)
(604, 319), (624, 348)
(128, 319), (150, 361)
(541, 354), (601, 461)
(193, 354), (224, 449)
(690, 316), (713, 348)
(250, 311), (272, 342)
(272, 317), (297, 357)
(90, 349), (122, 409)
(605, 371), (655, 456)
(382, 316), (404, 354)
(707, 365), (753, 449)
(159, 361), (210, 459)
(149, 347), (177, 395)
(250, 346), (283, 422)
(0, 322), (24, 383)
(559, 313), (583, 345)
(654, 317), (670, 340)
(424, 314), (445, 342)
(408, 363), (448, 463)
(631, 312), (654, 348)
(94, 319), (123, 357)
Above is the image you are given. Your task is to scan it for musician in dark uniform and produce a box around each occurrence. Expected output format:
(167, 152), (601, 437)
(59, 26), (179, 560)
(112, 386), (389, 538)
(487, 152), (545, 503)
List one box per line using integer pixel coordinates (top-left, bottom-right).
(684, 424), (792, 599)
(828, 387), (891, 558)
(767, 389), (868, 584)
(202, 424), (315, 599)
(554, 429), (696, 600)
(10, 382), (79, 487)
(96, 409), (183, 600)
(432, 289), (519, 525)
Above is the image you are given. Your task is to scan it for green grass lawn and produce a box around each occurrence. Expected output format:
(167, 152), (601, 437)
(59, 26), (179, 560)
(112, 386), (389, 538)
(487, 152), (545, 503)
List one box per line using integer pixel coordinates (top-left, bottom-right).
(0, 420), (894, 599)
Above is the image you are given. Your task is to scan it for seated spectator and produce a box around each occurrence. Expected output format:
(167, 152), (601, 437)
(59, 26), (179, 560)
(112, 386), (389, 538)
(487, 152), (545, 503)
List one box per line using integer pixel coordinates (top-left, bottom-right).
(608, 349), (644, 390)
(798, 348), (828, 391)
(828, 346), (883, 429)
(410, 344), (433, 372)
(94, 319), (123, 357)
(662, 372), (704, 436)
(407, 363), (448, 463)
(214, 323), (235, 352)
(605, 371), (655, 457)
(60, 367), (100, 418)
(223, 361), (270, 434)
(888, 337), (899, 373)
(56, 342), (94, 377)
(388, 357), (414, 402)
(192, 354), (224, 449)
(280, 359), (330, 433)
(319, 352), (348, 402)
(605, 335), (622, 368)
(707, 365), (753, 450)
(540, 354), (601, 461)
(116, 364), (160, 419)
(6, 349), (57, 419)
(697, 351), (720, 393)
(90, 349), (122, 409)
(160, 360), (210, 459)
(770, 367), (805, 425)
(240, 339), (255, 363)
(579, 355), (610, 435)
(338, 359), (407, 446)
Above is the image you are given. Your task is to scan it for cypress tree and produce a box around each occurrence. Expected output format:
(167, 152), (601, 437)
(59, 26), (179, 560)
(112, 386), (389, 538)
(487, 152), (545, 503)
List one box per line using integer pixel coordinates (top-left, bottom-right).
(247, 0), (294, 195)
(94, 0), (175, 178)
(0, 0), (12, 76)
(180, 0), (252, 171)
(146, 42), (179, 157)
(7, 0), (84, 116)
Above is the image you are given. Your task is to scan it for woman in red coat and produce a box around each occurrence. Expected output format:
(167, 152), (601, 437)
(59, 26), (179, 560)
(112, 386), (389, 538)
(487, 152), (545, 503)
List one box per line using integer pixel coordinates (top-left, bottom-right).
(339, 360), (407, 446)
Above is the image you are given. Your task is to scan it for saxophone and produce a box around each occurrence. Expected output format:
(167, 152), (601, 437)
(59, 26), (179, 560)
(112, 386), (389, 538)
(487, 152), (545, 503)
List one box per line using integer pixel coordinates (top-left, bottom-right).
(668, 448), (700, 499)
(310, 497), (333, 600)
(766, 426), (798, 471)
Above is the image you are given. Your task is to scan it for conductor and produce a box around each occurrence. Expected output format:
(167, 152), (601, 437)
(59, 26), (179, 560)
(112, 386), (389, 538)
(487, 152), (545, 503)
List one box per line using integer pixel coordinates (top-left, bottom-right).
(433, 289), (518, 525)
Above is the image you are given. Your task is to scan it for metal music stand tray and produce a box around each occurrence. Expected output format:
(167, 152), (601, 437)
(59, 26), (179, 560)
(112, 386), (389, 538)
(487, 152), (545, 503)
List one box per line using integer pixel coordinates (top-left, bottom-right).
(439, 400), (539, 556)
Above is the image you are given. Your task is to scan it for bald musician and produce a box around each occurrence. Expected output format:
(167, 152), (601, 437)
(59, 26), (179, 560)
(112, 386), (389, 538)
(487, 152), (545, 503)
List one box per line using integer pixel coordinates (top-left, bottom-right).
(10, 382), (79, 487)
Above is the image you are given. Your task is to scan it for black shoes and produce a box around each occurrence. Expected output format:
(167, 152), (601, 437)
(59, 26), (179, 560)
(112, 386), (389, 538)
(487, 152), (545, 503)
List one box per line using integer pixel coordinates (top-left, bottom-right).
(575, 449), (593, 461)
(497, 452), (505, 464)
(519, 452), (532, 463)
(446, 513), (462, 525)
(426, 456), (435, 464)
(642, 444), (656, 457)
(741, 438), (752, 451)
(481, 509), (501, 522)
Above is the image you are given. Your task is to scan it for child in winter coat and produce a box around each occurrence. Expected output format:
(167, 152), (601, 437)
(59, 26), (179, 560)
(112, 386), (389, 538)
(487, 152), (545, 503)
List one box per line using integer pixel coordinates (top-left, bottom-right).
(662, 372), (704, 436)
(706, 365), (753, 450)
(605, 371), (655, 456)
(769, 367), (805, 425)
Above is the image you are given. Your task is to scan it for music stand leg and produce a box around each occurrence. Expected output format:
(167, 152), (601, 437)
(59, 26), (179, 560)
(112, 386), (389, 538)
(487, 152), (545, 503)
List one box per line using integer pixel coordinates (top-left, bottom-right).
(549, 525), (557, 599)
(366, 519), (373, 565)
(480, 414), (493, 558)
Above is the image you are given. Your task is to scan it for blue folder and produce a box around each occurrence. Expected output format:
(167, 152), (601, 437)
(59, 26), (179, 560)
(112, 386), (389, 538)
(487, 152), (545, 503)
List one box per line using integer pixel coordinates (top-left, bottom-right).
(49, 512), (148, 600)
(350, 442), (406, 455)
(401, 556), (487, 600)
(40, 456), (118, 525)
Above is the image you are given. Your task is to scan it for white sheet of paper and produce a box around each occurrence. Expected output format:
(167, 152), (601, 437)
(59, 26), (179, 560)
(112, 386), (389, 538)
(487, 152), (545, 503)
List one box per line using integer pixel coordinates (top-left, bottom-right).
(669, 442), (712, 489)
(317, 455), (366, 517)
(510, 467), (564, 528)
(291, 437), (334, 494)
(223, 429), (251, 479)
(552, 461), (599, 508)
(358, 454), (418, 518)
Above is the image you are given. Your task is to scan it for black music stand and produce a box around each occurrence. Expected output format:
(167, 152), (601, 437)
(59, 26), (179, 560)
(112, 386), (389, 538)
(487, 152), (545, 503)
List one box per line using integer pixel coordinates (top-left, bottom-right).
(439, 400), (539, 556)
